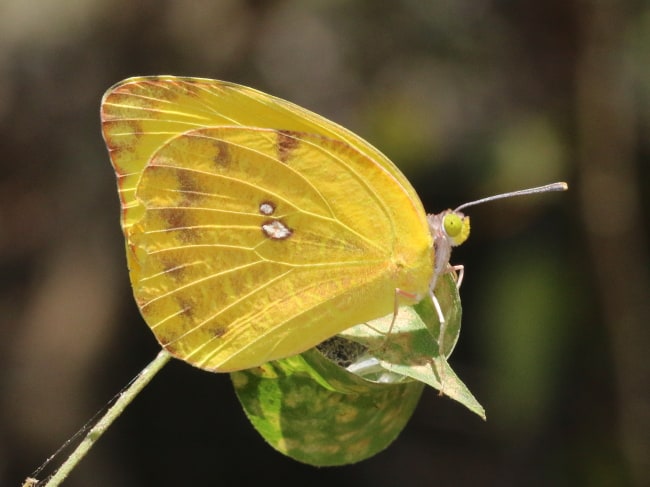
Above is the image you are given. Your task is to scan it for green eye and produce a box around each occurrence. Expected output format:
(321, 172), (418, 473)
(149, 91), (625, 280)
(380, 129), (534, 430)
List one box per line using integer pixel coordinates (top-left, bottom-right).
(443, 213), (462, 237)
(442, 212), (470, 246)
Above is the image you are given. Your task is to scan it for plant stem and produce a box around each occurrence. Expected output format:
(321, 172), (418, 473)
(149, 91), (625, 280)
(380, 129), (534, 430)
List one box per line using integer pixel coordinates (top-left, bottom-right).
(41, 349), (172, 487)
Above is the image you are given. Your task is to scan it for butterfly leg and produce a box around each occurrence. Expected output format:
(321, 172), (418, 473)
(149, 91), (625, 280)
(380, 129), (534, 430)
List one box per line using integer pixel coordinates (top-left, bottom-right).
(387, 287), (405, 336)
(371, 287), (415, 352)
(430, 265), (465, 396)
(430, 288), (446, 355)
(452, 264), (465, 289)
(357, 289), (402, 356)
(432, 263), (463, 353)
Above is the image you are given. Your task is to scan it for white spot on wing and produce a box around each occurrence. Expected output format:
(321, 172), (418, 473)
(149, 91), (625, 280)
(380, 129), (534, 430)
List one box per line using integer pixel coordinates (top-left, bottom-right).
(259, 202), (275, 215)
(262, 220), (292, 240)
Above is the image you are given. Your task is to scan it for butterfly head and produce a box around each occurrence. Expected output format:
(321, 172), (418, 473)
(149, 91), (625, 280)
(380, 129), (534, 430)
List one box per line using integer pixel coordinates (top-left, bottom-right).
(441, 210), (471, 247)
(426, 209), (470, 287)
(425, 181), (568, 293)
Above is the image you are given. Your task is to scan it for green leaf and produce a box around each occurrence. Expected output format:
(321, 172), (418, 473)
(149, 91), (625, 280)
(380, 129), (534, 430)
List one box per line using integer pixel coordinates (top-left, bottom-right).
(231, 351), (424, 466)
(231, 273), (484, 466)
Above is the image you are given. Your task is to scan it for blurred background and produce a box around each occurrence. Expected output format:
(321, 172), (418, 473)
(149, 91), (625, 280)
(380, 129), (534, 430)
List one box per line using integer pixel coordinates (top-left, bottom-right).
(1, 1), (648, 486)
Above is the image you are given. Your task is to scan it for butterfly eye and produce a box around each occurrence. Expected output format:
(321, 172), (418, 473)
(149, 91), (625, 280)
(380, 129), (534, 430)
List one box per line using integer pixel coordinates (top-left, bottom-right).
(442, 212), (470, 247)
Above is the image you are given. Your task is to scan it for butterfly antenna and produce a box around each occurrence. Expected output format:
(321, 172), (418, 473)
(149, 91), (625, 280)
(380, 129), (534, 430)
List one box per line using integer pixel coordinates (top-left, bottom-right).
(454, 182), (568, 212)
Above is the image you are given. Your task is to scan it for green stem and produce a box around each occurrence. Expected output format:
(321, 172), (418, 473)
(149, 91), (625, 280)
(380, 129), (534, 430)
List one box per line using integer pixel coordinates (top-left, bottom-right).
(41, 350), (172, 487)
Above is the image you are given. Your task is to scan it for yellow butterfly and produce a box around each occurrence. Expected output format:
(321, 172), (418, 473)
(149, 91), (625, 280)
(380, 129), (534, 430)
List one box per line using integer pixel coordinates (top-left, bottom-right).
(101, 76), (566, 372)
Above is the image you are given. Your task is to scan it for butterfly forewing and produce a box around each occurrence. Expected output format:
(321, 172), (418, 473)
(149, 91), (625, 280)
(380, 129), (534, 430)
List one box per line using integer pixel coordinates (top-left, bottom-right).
(101, 77), (425, 230)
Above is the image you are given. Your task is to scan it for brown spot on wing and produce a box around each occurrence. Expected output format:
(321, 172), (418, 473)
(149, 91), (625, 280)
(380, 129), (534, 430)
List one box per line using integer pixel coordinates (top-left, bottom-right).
(160, 208), (188, 229)
(276, 130), (301, 163)
(102, 119), (143, 156)
(177, 297), (194, 319)
(158, 208), (200, 243)
(212, 139), (231, 168)
(210, 326), (227, 338)
(160, 256), (187, 280)
(175, 168), (202, 205)
(176, 168), (200, 193)
(175, 79), (202, 97)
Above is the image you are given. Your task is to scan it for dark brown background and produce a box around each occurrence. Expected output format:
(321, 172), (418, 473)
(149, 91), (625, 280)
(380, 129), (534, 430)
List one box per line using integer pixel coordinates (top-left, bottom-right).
(2, 1), (648, 486)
